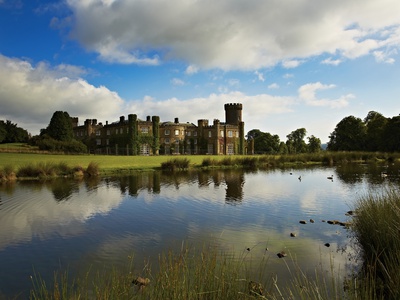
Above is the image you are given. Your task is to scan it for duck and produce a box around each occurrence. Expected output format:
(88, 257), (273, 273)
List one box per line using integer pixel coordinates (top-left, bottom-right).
(327, 175), (333, 180)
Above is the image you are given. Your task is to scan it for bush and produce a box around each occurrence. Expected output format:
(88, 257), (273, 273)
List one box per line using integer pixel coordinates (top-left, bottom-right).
(36, 137), (87, 154)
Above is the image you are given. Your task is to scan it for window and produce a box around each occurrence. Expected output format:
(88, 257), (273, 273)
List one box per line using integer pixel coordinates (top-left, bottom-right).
(96, 130), (101, 136)
(227, 143), (234, 155)
(194, 131), (197, 136)
(106, 139), (109, 145)
(187, 131), (191, 136)
(165, 129), (170, 135)
(165, 138), (170, 144)
(107, 130), (110, 136)
(208, 131), (212, 138)
(194, 139), (197, 144)
(96, 139), (101, 145)
(141, 127), (149, 134)
(120, 128), (123, 134)
(228, 130), (233, 137)
(175, 129), (180, 136)
(236, 131), (239, 138)
(220, 130), (224, 137)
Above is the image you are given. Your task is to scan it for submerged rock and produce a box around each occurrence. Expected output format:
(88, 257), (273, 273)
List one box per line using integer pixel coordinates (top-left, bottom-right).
(277, 251), (287, 258)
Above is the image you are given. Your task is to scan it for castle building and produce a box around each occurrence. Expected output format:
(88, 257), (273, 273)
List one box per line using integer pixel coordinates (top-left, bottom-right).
(72, 103), (245, 155)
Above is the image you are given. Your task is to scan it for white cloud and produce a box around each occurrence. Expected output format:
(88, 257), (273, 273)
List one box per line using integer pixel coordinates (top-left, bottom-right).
(268, 83), (279, 89)
(254, 71), (265, 82)
(373, 50), (396, 64)
(282, 60), (304, 69)
(321, 57), (342, 66)
(298, 82), (355, 108)
(64, 0), (400, 70)
(0, 54), (123, 134)
(185, 64), (199, 75)
(171, 78), (185, 86)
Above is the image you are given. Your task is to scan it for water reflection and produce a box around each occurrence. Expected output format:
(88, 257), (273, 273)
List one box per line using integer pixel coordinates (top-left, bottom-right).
(0, 164), (399, 298)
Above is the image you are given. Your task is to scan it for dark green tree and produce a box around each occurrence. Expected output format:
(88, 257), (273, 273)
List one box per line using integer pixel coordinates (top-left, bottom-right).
(0, 120), (29, 143)
(286, 128), (307, 154)
(0, 121), (6, 143)
(307, 135), (322, 153)
(327, 116), (366, 151)
(247, 129), (280, 154)
(47, 111), (74, 141)
(382, 115), (400, 152)
(364, 111), (387, 151)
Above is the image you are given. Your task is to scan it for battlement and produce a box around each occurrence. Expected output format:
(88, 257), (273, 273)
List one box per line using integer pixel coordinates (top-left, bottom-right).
(224, 103), (243, 110)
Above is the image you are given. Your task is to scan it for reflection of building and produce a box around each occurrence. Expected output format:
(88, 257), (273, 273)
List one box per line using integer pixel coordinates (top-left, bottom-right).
(72, 103), (245, 155)
(224, 171), (245, 203)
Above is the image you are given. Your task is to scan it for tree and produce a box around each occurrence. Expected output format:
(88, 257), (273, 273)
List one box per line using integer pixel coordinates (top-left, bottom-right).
(0, 120), (29, 143)
(327, 116), (366, 151)
(0, 121), (6, 143)
(364, 111), (387, 151)
(286, 128), (307, 154)
(47, 111), (74, 141)
(307, 135), (322, 153)
(382, 116), (400, 152)
(247, 129), (280, 154)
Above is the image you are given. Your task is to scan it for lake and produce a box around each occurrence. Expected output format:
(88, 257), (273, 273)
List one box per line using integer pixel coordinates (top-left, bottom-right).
(1, 163), (399, 298)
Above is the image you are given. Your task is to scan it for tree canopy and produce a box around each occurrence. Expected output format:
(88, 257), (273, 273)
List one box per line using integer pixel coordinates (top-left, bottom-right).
(45, 111), (74, 141)
(327, 111), (400, 152)
(247, 128), (321, 154)
(0, 120), (29, 143)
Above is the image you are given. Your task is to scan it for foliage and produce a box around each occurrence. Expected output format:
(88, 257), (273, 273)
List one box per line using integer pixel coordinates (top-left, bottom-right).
(364, 111), (387, 151)
(36, 136), (87, 153)
(0, 120), (29, 143)
(248, 129), (281, 154)
(286, 128), (308, 154)
(45, 111), (74, 142)
(328, 116), (367, 151)
(307, 135), (322, 153)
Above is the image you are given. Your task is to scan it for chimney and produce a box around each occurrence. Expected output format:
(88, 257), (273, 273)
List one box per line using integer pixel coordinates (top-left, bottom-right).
(174, 117), (179, 124)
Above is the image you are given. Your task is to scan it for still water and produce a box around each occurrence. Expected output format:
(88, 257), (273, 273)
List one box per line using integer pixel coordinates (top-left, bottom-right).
(1, 164), (399, 298)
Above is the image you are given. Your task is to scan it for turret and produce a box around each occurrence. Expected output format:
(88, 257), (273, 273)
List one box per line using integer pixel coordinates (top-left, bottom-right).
(224, 103), (242, 125)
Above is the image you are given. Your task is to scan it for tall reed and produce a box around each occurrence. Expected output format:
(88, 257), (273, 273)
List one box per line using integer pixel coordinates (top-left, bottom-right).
(350, 187), (400, 299)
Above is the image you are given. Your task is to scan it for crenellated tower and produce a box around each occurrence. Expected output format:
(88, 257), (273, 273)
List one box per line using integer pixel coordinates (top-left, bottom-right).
(224, 103), (242, 125)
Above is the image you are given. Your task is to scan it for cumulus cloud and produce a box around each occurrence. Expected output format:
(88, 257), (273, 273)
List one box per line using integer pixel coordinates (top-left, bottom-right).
(268, 83), (279, 89)
(0, 54), (124, 134)
(321, 57), (343, 66)
(171, 78), (185, 86)
(125, 91), (295, 134)
(298, 82), (355, 108)
(63, 0), (400, 70)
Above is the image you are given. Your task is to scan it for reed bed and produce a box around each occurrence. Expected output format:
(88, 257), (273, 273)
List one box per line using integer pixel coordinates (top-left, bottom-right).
(350, 187), (400, 299)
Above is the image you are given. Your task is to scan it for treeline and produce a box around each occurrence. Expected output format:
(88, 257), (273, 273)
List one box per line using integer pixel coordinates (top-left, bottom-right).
(248, 110), (400, 154)
(247, 128), (322, 154)
(327, 111), (400, 152)
(0, 120), (29, 143)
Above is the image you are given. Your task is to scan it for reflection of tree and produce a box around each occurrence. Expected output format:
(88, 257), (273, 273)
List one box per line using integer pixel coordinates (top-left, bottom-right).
(50, 178), (79, 202)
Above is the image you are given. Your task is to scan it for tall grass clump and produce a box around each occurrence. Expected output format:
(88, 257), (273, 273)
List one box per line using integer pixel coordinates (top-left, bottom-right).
(85, 161), (100, 176)
(0, 164), (16, 181)
(161, 158), (190, 171)
(350, 187), (400, 299)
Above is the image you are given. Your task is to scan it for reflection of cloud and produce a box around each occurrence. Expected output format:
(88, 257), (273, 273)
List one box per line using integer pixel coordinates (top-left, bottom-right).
(0, 182), (123, 250)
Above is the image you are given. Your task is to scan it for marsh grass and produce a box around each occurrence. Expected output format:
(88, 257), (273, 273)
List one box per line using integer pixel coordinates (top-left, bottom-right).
(14, 161), (99, 179)
(29, 244), (353, 300)
(160, 158), (190, 171)
(350, 187), (400, 299)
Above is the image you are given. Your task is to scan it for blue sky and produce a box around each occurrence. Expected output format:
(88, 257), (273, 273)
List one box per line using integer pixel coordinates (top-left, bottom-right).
(1, 0), (399, 143)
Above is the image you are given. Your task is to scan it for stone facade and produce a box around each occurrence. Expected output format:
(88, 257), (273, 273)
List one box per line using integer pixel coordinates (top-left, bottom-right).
(72, 103), (245, 155)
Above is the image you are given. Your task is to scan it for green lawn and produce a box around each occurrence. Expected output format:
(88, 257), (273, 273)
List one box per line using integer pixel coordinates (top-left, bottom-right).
(0, 152), (226, 173)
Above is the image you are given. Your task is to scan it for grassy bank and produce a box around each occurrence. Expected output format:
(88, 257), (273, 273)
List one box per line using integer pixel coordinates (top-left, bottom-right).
(1, 150), (399, 176)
